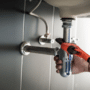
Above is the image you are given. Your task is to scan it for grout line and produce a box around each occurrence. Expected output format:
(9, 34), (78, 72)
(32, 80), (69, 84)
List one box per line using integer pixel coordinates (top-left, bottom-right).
(20, 56), (24, 90)
(52, 7), (55, 41)
(71, 18), (78, 90)
(49, 56), (52, 90)
(22, 0), (26, 41)
(20, 0), (26, 90)
(72, 75), (75, 90)
(75, 18), (78, 43)
(49, 6), (55, 90)
(72, 18), (78, 90)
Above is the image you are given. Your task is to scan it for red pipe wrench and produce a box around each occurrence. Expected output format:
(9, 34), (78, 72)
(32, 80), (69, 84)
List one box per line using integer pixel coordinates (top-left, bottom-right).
(56, 38), (90, 62)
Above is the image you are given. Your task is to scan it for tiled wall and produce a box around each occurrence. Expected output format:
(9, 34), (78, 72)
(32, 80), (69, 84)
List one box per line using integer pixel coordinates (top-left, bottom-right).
(22, 0), (53, 90)
(0, 0), (24, 90)
(0, 0), (90, 90)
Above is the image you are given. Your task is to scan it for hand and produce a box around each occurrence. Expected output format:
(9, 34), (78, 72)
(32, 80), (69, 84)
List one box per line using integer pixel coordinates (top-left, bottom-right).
(54, 55), (89, 74)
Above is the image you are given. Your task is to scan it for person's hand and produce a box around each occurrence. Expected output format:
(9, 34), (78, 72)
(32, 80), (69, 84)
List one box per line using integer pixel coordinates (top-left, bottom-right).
(54, 55), (89, 74)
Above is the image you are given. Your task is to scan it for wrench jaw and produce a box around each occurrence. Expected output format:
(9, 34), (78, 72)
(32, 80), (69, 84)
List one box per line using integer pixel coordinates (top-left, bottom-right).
(87, 58), (90, 63)
(67, 46), (79, 54)
(55, 38), (65, 45)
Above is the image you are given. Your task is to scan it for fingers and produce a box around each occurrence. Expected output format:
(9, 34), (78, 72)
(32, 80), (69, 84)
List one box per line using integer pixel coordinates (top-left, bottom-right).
(56, 65), (62, 70)
(54, 56), (63, 73)
(56, 69), (60, 73)
(56, 60), (62, 65)
(54, 56), (59, 61)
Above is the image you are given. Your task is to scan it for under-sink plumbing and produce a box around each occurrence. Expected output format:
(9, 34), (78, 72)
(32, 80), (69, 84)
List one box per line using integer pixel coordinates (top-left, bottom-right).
(20, 18), (74, 77)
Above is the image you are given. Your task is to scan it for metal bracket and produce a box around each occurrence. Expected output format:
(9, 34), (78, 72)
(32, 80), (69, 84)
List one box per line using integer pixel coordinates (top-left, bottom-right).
(39, 35), (54, 45)
(71, 37), (78, 43)
(21, 42), (31, 55)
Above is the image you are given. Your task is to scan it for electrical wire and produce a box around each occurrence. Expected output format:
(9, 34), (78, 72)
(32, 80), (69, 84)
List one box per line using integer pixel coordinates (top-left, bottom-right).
(29, 0), (49, 38)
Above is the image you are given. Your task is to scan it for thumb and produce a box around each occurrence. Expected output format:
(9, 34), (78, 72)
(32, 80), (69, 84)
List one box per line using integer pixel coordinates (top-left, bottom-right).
(55, 38), (65, 45)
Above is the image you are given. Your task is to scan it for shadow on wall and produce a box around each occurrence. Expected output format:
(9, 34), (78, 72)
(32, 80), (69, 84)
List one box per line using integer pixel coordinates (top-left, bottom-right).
(0, 44), (20, 53)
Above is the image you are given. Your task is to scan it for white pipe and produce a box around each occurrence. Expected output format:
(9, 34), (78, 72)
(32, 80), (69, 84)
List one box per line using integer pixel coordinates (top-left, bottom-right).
(29, 0), (49, 38)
